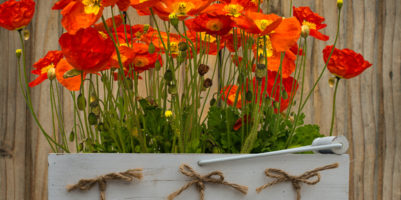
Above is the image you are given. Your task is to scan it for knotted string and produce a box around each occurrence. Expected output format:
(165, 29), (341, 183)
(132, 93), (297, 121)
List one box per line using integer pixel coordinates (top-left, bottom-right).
(67, 168), (143, 200)
(168, 164), (248, 200)
(256, 163), (339, 200)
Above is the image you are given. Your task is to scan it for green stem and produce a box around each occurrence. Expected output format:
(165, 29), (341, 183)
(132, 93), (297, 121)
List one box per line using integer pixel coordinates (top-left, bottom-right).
(329, 77), (340, 136)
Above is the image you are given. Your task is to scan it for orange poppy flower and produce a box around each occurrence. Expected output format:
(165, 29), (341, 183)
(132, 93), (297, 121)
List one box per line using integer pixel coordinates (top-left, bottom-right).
(152, 0), (214, 21)
(59, 27), (115, 73)
(253, 71), (298, 113)
(56, 58), (86, 91)
(53, 0), (104, 34)
(29, 51), (64, 87)
(238, 11), (282, 35)
(131, 43), (163, 72)
(185, 13), (234, 36)
(0, 0), (35, 31)
(220, 85), (243, 109)
(252, 17), (300, 77)
(144, 31), (182, 57)
(323, 45), (372, 79)
(110, 43), (163, 73)
(293, 6), (329, 41)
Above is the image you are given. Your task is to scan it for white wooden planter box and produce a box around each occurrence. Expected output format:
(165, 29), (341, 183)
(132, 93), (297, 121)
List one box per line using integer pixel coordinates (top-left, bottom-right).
(48, 153), (349, 200)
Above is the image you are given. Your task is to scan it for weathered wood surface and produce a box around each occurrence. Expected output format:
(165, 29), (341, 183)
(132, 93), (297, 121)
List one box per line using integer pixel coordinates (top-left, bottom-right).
(48, 154), (349, 200)
(0, 0), (400, 199)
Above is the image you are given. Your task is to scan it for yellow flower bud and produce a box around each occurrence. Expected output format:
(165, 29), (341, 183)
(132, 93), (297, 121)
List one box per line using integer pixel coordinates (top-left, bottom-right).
(165, 110), (173, 118)
(47, 67), (56, 80)
(16, 49), (22, 58)
(337, 0), (343, 9)
(301, 25), (310, 38)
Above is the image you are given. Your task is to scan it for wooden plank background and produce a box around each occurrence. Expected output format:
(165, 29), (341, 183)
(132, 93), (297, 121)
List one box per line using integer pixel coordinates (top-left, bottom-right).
(0, 0), (400, 199)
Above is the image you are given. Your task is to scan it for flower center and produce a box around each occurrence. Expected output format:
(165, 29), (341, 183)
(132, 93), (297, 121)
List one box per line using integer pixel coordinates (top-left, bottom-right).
(82, 0), (102, 15)
(255, 19), (273, 31)
(257, 36), (273, 58)
(302, 21), (317, 30)
(41, 64), (55, 74)
(174, 2), (194, 16)
(224, 4), (243, 17)
(134, 57), (149, 67)
(206, 19), (223, 31)
(169, 42), (179, 55)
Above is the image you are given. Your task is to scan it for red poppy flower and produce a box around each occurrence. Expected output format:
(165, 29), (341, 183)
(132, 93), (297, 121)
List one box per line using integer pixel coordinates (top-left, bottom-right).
(29, 51), (64, 87)
(293, 6), (329, 41)
(323, 45), (372, 79)
(233, 115), (251, 131)
(59, 27), (115, 73)
(93, 15), (124, 33)
(253, 71), (298, 113)
(220, 85), (243, 109)
(0, 0), (35, 31)
(55, 58), (86, 91)
(130, 0), (160, 16)
(152, 0), (214, 21)
(185, 13), (234, 36)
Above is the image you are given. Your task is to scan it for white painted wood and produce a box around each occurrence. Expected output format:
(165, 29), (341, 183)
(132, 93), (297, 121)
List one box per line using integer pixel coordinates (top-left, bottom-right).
(48, 154), (349, 200)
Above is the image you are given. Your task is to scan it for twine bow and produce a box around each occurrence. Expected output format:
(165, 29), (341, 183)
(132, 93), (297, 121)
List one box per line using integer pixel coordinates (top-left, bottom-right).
(67, 168), (143, 200)
(256, 163), (339, 200)
(168, 164), (248, 200)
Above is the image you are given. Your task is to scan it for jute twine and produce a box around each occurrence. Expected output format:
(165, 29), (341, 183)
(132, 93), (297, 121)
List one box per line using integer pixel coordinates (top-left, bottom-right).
(168, 164), (248, 200)
(66, 168), (143, 200)
(256, 163), (339, 200)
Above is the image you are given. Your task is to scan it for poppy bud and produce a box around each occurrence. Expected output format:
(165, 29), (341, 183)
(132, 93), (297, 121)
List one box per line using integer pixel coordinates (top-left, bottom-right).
(89, 93), (98, 107)
(15, 49), (22, 58)
(47, 67), (56, 80)
(255, 67), (266, 80)
(88, 112), (98, 125)
(246, 91), (253, 101)
(281, 89), (288, 99)
(148, 42), (155, 54)
(143, 24), (150, 33)
(69, 131), (75, 142)
(329, 77), (336, 88)
(155, 60), (161, 71)
(301, 25), (310, 38)
(203, 78), (213, 89)
(273, 101), (280, 109)
(90, 105), (101, 116)
(256, 63), (265, 70)
(164, 69), (173, 82)
(169, 13), (179, 29)
(168, 82), (177, 95)
(178, 42), (188, 51)
(77, 94), (86, 111)
(337, 0), (343, 9)
(210, 98), (216, 106)
(22, 29), (30, 40)
(198, 64), (210, 76)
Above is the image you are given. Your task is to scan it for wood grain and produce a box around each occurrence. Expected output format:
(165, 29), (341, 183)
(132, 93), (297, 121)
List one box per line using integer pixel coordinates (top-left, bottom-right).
(1, 0), (400, 199)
